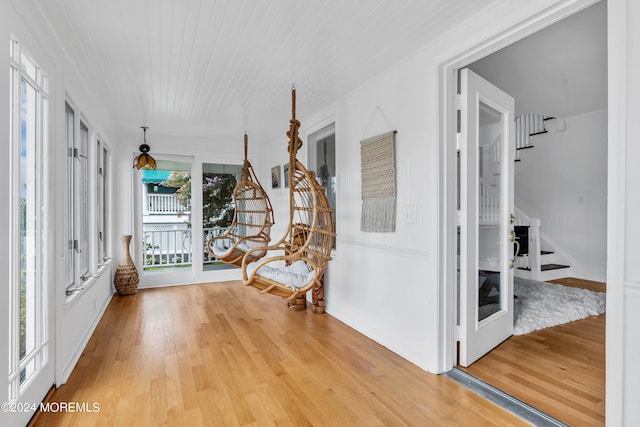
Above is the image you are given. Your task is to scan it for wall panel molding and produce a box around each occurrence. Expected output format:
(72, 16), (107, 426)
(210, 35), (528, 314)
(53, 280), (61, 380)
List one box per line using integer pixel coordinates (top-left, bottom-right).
(339, 238), (429, 258)
(624, 281), (640, 298)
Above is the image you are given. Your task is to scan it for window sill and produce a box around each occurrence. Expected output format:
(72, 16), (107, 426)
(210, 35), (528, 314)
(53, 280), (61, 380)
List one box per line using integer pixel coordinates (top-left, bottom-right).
(64, 259), (113, 308)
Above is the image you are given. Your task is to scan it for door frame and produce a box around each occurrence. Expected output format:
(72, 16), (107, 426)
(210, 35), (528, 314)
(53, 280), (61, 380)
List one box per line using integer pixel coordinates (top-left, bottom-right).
(439, 0), (630, 421)
(437, 0), (606, 370)
(131, 151), (247, 288)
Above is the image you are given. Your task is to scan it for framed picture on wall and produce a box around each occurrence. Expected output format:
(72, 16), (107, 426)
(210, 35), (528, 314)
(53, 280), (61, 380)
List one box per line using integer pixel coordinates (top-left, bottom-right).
(271, 165), (281, 189)
(283, 163), (289, 188)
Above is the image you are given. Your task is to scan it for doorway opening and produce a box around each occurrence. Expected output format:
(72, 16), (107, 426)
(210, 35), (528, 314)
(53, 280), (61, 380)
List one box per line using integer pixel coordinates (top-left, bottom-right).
(141, 159), (194, 272)
(442, 1), (607, 425)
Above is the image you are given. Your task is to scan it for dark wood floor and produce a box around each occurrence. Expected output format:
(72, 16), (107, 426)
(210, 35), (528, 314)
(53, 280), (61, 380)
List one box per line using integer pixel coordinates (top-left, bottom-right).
(32, 281), (529, 427)
(460, 277), (606, 426)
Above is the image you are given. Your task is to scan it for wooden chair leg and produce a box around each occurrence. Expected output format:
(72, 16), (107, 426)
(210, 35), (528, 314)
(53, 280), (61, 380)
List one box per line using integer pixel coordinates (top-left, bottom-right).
(287, 295), (307, 311)
(312, 276), (325, 314)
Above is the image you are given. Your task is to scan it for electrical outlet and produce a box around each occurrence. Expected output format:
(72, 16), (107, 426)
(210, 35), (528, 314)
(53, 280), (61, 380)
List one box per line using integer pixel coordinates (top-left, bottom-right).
(404, 205), (417, 224)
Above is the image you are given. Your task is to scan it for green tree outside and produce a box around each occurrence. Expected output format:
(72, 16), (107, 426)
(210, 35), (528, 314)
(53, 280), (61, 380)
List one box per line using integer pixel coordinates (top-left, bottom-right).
(161, 172), (236, 229)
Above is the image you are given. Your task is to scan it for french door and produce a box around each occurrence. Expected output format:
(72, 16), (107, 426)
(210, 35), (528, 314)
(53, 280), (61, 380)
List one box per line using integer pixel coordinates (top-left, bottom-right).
(4, 34), (55, 426)
(458, 68), (516, 366)
(136, 157), (244, 287)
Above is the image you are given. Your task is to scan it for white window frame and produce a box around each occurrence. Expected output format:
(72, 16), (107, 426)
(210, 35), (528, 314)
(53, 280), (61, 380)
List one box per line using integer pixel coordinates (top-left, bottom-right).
(65, 103), (75, 289)
(9, 37), (49, 397)
(78, 119), (90, 278)
(65, 100), (108, 297)
(307, 122), (337, 251)
(97, 138), (110, 266)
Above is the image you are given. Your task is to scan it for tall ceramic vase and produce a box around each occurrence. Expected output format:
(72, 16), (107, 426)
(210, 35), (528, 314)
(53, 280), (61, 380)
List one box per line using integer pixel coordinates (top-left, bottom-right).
(114, 234), (139, 296)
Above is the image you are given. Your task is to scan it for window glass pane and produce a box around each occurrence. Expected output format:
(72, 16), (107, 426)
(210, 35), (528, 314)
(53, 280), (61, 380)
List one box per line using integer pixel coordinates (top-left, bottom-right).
(97, 141), (104, 264)
(19, 52), (37, 82)
(102, 147), (108, 261)
(78, 122), (89, 277)
(65, 104), (75, 287)
(477, 101), (504, 322)
(19, 78), (37, 367)
(202, 163), (241, 271)
(142, 160), (192, 271)
(308, 124), (336, 249)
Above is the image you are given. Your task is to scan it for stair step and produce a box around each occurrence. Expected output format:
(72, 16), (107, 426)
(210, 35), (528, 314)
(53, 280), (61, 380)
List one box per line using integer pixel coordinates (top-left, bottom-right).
(517, 263), (570, 272)
(516, 144), (535, 151)
(517, 250), (554, 257)
(530, 130), (548, 136)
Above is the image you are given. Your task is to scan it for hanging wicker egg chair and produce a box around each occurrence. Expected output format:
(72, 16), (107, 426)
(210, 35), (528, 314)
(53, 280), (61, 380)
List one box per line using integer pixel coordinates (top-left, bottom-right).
(207, 134), (275, 267)
(241, 87), (335, 313)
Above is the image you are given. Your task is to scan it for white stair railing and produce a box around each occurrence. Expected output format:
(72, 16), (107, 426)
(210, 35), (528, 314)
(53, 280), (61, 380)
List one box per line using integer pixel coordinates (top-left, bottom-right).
(515, 113), (546, 150)
(478, 177), (543, 277)
(479, 178), (500, 225)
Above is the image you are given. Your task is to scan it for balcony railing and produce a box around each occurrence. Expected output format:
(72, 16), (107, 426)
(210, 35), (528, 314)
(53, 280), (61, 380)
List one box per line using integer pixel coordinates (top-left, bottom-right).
(202, 227), (232, 267)
(147, 194), (187, 215)
(142, 227), (231, 270)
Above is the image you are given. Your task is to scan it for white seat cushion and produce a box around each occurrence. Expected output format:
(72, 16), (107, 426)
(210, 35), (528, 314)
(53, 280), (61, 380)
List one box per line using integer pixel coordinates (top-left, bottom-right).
(246, 260), (314, 290)
(212, 241), (264, 258)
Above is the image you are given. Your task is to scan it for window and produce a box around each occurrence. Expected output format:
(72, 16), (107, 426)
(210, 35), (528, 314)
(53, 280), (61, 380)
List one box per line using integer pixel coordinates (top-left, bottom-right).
(141, 159), (193, 271)
(65, 103), (75, 289)
(97, 140), (109, 265)
(202, 162), (242, 271)
(78, 121), (89, 278)
(308, 123), (336, 249)
(9, 38), (48, 393)
(66, 102), (109, 293)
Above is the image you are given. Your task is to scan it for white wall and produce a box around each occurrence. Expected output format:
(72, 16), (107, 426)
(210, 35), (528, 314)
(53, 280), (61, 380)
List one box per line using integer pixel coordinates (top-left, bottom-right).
(1, 0), (118, 400)
(284, 0), (604, 375)
(294, 55), (438, 370)
(609, 0), (640, 424)
(515, 109), (607, 281)
(2, 0), (637, 425)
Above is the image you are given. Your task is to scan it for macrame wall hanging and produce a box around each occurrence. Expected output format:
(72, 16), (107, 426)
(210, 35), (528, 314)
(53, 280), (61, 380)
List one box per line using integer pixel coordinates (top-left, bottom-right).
(360, 130), (397, 232)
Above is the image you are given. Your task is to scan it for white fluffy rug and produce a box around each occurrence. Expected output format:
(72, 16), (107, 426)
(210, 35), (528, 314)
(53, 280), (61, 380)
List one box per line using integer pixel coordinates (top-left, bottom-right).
(513, 277), (606, 335)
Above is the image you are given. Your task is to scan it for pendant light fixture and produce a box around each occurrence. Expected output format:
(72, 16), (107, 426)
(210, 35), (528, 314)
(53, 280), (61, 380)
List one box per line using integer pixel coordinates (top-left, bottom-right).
(133, 126), (157, 170)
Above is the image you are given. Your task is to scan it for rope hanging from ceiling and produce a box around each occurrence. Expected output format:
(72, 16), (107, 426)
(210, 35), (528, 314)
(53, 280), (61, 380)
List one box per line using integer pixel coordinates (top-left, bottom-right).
(206, 133), (275, 267)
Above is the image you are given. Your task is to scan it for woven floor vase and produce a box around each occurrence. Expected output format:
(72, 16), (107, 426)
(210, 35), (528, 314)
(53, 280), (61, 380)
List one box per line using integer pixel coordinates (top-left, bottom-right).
(114, 234), (139, 296)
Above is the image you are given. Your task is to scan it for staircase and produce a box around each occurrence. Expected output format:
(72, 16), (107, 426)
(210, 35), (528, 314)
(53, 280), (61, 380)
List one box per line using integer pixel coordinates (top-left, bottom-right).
(513, 113), (571, 281)
(478, 113), (571, 281)
(512, 220), (571, 282)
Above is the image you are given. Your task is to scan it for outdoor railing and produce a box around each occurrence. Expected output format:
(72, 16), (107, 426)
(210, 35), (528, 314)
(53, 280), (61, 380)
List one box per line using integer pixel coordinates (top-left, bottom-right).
(142, 226), (230, 270)
(202, 226), (233, 267)
(146, 194), (187, 214)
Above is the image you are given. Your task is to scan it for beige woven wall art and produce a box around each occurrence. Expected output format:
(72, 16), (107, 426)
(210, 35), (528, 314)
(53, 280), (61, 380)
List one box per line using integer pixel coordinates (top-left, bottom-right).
(360, 131), (396, 232)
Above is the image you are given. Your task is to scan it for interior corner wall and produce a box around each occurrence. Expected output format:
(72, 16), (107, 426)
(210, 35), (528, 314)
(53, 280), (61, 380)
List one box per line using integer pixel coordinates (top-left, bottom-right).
(293, 49), (439, 371)
(514, 108), (607, 281)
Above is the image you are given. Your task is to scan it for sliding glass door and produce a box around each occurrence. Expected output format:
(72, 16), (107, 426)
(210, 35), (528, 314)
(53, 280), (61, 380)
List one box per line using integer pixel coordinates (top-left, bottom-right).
(135, 156), (245, 286)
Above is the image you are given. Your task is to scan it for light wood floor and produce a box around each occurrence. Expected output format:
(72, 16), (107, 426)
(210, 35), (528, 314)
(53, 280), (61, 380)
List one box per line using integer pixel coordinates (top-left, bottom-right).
(33, 281), (529, 427)
(460, 277), (606, 427)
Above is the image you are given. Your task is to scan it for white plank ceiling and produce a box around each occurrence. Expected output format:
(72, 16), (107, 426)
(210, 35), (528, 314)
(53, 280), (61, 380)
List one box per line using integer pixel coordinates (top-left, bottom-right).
(33, 0), (494, 144)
